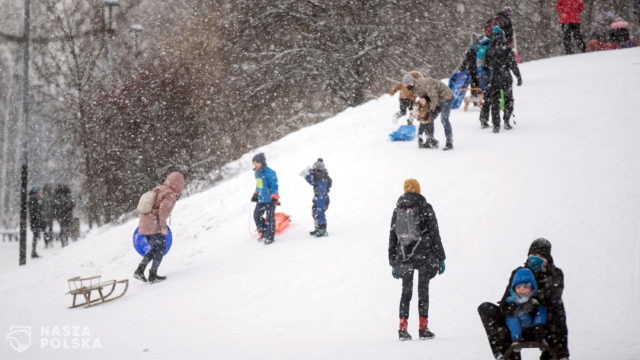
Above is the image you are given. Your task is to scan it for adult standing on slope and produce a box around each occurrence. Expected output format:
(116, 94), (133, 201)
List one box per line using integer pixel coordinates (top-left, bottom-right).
(389, 179), (446, 341)
(403, 74), (455, 150)
(478, 238), (569, 360)
(556, 0), (586, 54)
(251, 153), (279, 245)
(484, 26), (522, 133)
(134, 172), (185, 283)
(484, 7), (515, 46)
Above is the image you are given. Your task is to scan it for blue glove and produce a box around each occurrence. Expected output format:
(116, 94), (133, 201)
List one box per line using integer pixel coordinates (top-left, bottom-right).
(391, 268), (400, 279)
(438, 260), (446, 275)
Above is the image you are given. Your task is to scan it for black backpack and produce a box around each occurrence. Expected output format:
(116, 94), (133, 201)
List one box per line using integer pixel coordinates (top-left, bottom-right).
(394, 206), (422, 261)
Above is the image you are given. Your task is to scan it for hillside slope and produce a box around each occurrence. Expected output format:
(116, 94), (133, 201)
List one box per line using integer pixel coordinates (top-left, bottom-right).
(1, 48), (639, 360)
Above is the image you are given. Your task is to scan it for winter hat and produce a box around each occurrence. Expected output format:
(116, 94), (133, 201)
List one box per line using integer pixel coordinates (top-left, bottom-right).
(501, 6), (513, 16)
(402, 73), (417, 86)
(312, 158), (326, 172)
(403, 179), (421, 194)
(252, 152), (266, 166)
(528, 238), (552, 259)
(511, 268), (538, 293)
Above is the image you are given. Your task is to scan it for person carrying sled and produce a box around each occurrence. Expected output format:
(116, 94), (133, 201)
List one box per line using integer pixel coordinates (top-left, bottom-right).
(302, 158), (332, 237)
(478, 238), (569, 360)
(402, 74), (455, 150)
(482, 26), (522, 133)
(388, 71), (422, 124)
(389, 179), (446, 341)
(134, 171), (185, 283)
(251, 153), (279, 245)
(556, 0), (586, 54)
(28, 186), (46, 257)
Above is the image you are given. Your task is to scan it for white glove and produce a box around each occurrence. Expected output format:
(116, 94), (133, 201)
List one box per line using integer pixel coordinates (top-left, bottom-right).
(299, 167), (311, 177)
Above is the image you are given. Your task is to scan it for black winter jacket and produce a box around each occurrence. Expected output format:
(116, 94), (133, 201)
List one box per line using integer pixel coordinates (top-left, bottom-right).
(388, 192), (446, 270)
(486, 38), (521, 88)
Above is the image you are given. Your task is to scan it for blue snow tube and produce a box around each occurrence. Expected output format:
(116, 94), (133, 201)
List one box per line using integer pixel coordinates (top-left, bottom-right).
(448, 71), (471, 110)
(133, 226), (173, 256)
(389, 124), (416, 141)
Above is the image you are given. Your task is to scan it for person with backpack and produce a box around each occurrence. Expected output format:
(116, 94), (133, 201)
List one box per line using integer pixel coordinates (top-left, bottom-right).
(402, 74), (455, 150)
(556, 0), (586, 54)
(133, 171), (185, 283)
(478, 238), (569, 360)
(302, 158), (332, 237)
(28, 186), (46, 257)
(251, 153), (279, 245)
(388, 179), (446, 341)
(483, 26), (522, 133)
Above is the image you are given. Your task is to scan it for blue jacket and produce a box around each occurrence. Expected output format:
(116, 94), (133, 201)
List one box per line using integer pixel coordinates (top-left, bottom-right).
(505, 268), (548, 340)
(254, 166), (278, 203)
(305, 172), (331, 202)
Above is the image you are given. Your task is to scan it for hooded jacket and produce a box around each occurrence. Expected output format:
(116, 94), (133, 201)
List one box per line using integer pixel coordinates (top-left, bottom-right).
(139, 172), (185, 235)
(413, 77), (454, 110)
(388, 192), (445, 272)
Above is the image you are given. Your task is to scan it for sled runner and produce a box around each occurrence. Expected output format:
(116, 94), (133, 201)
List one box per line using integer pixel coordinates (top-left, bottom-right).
(66, 275), (129, 309)
(504, 341), (557, 360)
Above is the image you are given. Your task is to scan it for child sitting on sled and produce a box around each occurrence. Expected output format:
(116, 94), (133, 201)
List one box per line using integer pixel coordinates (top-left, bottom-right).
(501, 268), (548, 346)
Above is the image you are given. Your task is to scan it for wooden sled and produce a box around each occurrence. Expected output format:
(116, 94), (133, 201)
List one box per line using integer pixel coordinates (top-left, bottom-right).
(66, 275), (129, 309)
(504, 341), (557, 360)
(461, 87), (484, 111)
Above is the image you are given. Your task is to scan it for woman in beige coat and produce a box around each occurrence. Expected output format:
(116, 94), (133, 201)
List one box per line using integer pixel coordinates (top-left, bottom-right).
(134, 172), (185, 283)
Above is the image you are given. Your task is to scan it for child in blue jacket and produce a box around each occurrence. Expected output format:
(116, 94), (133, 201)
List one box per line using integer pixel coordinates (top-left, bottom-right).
(251, 153), (279, 245)
(503, 267), (548, 345)
(302, 158), (332, 237)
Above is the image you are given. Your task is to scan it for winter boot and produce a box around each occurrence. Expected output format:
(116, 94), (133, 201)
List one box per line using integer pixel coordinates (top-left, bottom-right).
(481, 121), (489, 129)
(504, 122), (512, 130)
(148, 270), (166, 283)
(398, 318), (412, 341)
(31, 252), (40, 258)
(419, 317), (435, 339)
(133, 264), (148, 282)
(425, 138), (439, 149)
(263, 238), (275, 245)
(310, 224), (328, 237)
(443, 142), (454, 151)
(493, 126), (500, 133)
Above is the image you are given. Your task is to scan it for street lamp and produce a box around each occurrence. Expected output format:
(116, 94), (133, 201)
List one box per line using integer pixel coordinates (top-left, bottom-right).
(130, 24), (143, 71)
(104, 0), (120, 78)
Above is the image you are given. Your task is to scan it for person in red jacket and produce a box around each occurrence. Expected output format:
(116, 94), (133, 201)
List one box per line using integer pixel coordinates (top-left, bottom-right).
(556, 0), (585, 54)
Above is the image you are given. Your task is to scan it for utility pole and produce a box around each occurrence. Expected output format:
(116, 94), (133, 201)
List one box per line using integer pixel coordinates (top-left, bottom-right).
(131, 24), (143, 72)
(19, 0), (31, 266)
(104, 0), (120, 80)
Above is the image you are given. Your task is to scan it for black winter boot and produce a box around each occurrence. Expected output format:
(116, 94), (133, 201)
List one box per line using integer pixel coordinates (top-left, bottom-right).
(481, 121), (489, 129)
(493, 126), (500, 133)
(419, 328), (436, 339)
(504, 122), (512, 130)
(148, 270), (166, 283)
(134, 264), (148, 282)
(398, 329), (412, 341)
(443, 142), (454, 151)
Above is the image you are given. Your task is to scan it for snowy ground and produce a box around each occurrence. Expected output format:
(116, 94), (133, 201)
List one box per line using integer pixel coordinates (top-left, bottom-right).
(1, 48), (640, 359)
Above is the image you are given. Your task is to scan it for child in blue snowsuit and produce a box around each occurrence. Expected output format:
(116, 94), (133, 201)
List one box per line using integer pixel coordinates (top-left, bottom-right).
(251, 153), (279, 245)
(303, 158), (332, 237)
(503, 268), (548, 345)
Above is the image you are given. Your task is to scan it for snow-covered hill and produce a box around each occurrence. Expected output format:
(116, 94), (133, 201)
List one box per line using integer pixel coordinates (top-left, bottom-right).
(2, 48), (640, 360)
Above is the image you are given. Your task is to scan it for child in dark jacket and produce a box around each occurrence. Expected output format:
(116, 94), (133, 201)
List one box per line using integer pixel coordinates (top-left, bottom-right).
(302, 159), (332, 237)
(502, 268), (547, 345)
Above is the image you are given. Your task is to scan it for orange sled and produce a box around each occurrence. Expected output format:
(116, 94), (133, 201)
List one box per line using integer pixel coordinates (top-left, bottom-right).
(274, 212), (291, 234)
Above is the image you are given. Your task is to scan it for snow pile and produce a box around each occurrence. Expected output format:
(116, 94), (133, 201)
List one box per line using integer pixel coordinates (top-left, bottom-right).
(1, 48), (639, 359)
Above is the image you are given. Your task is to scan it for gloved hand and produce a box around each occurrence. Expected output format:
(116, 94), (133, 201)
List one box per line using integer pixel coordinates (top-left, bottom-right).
(391, 268), (400, 279)
(271, 194), (281, 206)
(517, 77), (523, 86)
(299, 167), (311, 177)
(438, 260), (446, 275)
(251, 192), (258, 202)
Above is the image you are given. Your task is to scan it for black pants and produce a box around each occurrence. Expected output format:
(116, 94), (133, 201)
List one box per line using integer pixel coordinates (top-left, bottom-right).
(399, 98), (413, 115)
(562, 23), (585, 54)
(254, 202), (276, 240)
(484, 84), (514, 128)
(478, 302), (569, 359)
(399, 267), (430, 319)
(139, 234), (166, 273)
